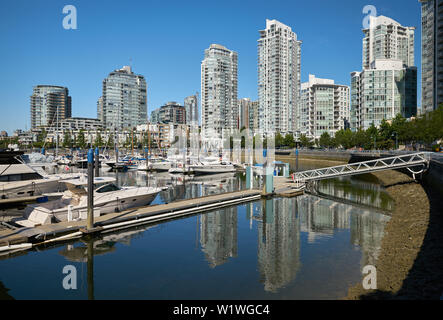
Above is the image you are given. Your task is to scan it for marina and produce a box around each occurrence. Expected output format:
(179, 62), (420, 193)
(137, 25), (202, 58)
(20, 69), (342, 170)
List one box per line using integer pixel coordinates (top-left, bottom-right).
(0, 147), (402, 299)
(0, 149), (429, 252)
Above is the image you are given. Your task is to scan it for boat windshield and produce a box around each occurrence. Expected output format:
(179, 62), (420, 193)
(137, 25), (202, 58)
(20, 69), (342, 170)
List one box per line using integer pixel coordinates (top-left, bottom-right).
(95, 183), (121, 193)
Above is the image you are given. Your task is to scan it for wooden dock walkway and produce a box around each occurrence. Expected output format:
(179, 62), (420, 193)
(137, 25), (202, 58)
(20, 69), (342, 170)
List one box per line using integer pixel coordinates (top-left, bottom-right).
(273, 176), (305, 197)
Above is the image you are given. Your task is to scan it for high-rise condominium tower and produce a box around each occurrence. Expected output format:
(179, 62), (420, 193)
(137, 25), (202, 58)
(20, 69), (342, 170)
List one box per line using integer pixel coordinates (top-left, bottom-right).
(238, 98), (251, 130)
(258, 19), (301, 135)
(97, 96), (104, 123)
(419, 0), (443, 112)
(362, 15), (415, 70)
(184, 94), (199, 125)
(153, 101), (186, 125)
(300, 75), (350, 139)
(102, 66), (147, 130)
(351, 16), (417, 131)
(201, 44), (238, 143)
(30, 85), (71, 129)
(351, 60), (417, 130)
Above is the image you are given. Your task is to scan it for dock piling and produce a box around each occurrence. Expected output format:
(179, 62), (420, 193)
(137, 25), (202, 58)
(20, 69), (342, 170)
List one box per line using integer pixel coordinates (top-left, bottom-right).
(87, 149), (94, 230)
(246, 166), (253, 189)
(95, 147), (100, 177)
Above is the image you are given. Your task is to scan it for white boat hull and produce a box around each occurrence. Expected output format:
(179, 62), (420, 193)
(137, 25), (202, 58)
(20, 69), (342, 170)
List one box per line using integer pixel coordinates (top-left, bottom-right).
(150, 162), (172, 171)
(55, 191), (159, 222)
(18, 187), (161, 226)
(0, 173), (82, 200)
(191, 165), (236, 175)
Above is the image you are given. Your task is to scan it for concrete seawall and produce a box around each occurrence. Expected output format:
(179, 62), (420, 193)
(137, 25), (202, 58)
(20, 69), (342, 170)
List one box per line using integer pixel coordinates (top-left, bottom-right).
(282, 150), (351, 162)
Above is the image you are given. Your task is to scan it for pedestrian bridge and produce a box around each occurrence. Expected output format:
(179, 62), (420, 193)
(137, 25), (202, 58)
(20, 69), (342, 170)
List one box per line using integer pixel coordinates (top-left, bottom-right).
(292, 152), (431, 185)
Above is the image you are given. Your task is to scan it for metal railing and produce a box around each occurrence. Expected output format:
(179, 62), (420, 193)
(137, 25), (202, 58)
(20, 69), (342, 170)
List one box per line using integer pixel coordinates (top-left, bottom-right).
(293, 152), (431, 183)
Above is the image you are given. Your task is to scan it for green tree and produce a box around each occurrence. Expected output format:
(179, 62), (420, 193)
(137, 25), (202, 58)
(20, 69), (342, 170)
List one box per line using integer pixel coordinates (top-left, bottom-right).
(284, 133), (295, 148)
(365, 123), (378, 150)
(354, 129), (369, 149)
(334, 129), (354, 149)
(77, 130), (86, 149)
(319, 132), (331, 148)
(63, 131), (72, 148)
(391, 114), (408, 145)
(275, 132), (284, 148)
(299, 134), (314, 148)
(107, 132), (114, 147)
(94, 131), (103, 148)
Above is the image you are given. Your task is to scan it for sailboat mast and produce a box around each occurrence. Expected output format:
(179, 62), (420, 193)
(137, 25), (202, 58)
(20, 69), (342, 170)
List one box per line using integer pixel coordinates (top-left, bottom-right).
(56, 105), (59, 158)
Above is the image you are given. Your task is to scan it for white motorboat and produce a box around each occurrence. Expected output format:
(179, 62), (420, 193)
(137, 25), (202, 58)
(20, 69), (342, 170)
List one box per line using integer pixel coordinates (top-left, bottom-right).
(15, 177), (163, 227)
(0, 163), (83, 200)
(189, 157), (236, 175)
(150, 159), (173, 171)
(136, 157), (172, 171)
(168, 163), (193, 174)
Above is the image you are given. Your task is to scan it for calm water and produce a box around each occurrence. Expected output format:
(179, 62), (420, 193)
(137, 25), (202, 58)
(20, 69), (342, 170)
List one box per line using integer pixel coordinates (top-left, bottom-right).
(0, 162), (393, 300)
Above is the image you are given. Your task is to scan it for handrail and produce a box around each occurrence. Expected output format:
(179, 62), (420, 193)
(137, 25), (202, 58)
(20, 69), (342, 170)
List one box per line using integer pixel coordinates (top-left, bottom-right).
(293, 152), (431, 183)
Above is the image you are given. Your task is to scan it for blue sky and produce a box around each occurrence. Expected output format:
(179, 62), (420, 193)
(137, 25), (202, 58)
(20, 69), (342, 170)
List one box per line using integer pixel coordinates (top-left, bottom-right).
(0, 0), (422, 134)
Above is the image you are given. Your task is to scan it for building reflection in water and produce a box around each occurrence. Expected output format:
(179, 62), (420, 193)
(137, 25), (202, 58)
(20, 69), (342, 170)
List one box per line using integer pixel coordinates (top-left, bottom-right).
(249, 193), (390, 293)
(198, 173), (240, 268)
(200, 207), (238, 268)
(298, 195), (351, 243)
(317, 176), (394, 211)
(53, 169), (391, 296)
(297, 194), (390, 269)
(350, 210), (390, 267)
(256, 198), (301, 293)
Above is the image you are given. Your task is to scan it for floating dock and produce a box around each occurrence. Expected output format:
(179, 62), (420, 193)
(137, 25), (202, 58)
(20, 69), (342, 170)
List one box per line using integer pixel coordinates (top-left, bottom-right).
(0, 189), (263, 252)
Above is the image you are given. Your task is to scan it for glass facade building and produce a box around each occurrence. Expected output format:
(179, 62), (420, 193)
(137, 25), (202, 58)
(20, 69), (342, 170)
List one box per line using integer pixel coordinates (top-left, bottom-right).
(351, 60), (417, 130)
(300, 75), (350, 139)
(258, 19), (301, 135)
(419, 0), (443, 112)
(184, 94), (199, 125)
(152, 102), (186, 125)
(201, 44), (238, 144)
(102, 66), (147, 130)
(362, 16), (415, 70)
(30, 85), (71, 129)
(351, 15), (417, 131)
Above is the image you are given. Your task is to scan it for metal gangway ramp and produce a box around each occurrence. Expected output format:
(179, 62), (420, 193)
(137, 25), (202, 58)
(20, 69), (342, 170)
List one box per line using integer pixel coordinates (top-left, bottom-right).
(293, 152), (431, 184)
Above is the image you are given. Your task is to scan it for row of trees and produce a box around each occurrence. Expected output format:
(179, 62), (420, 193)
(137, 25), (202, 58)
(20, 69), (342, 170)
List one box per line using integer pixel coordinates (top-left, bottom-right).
(274, 107), (442, 151)
(313, 107), (442, 150)
(30, 129), (160, 150)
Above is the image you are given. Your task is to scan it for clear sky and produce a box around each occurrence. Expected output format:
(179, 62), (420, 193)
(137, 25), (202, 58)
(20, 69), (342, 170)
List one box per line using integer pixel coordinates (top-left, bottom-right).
(0, 0), (422, 134)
